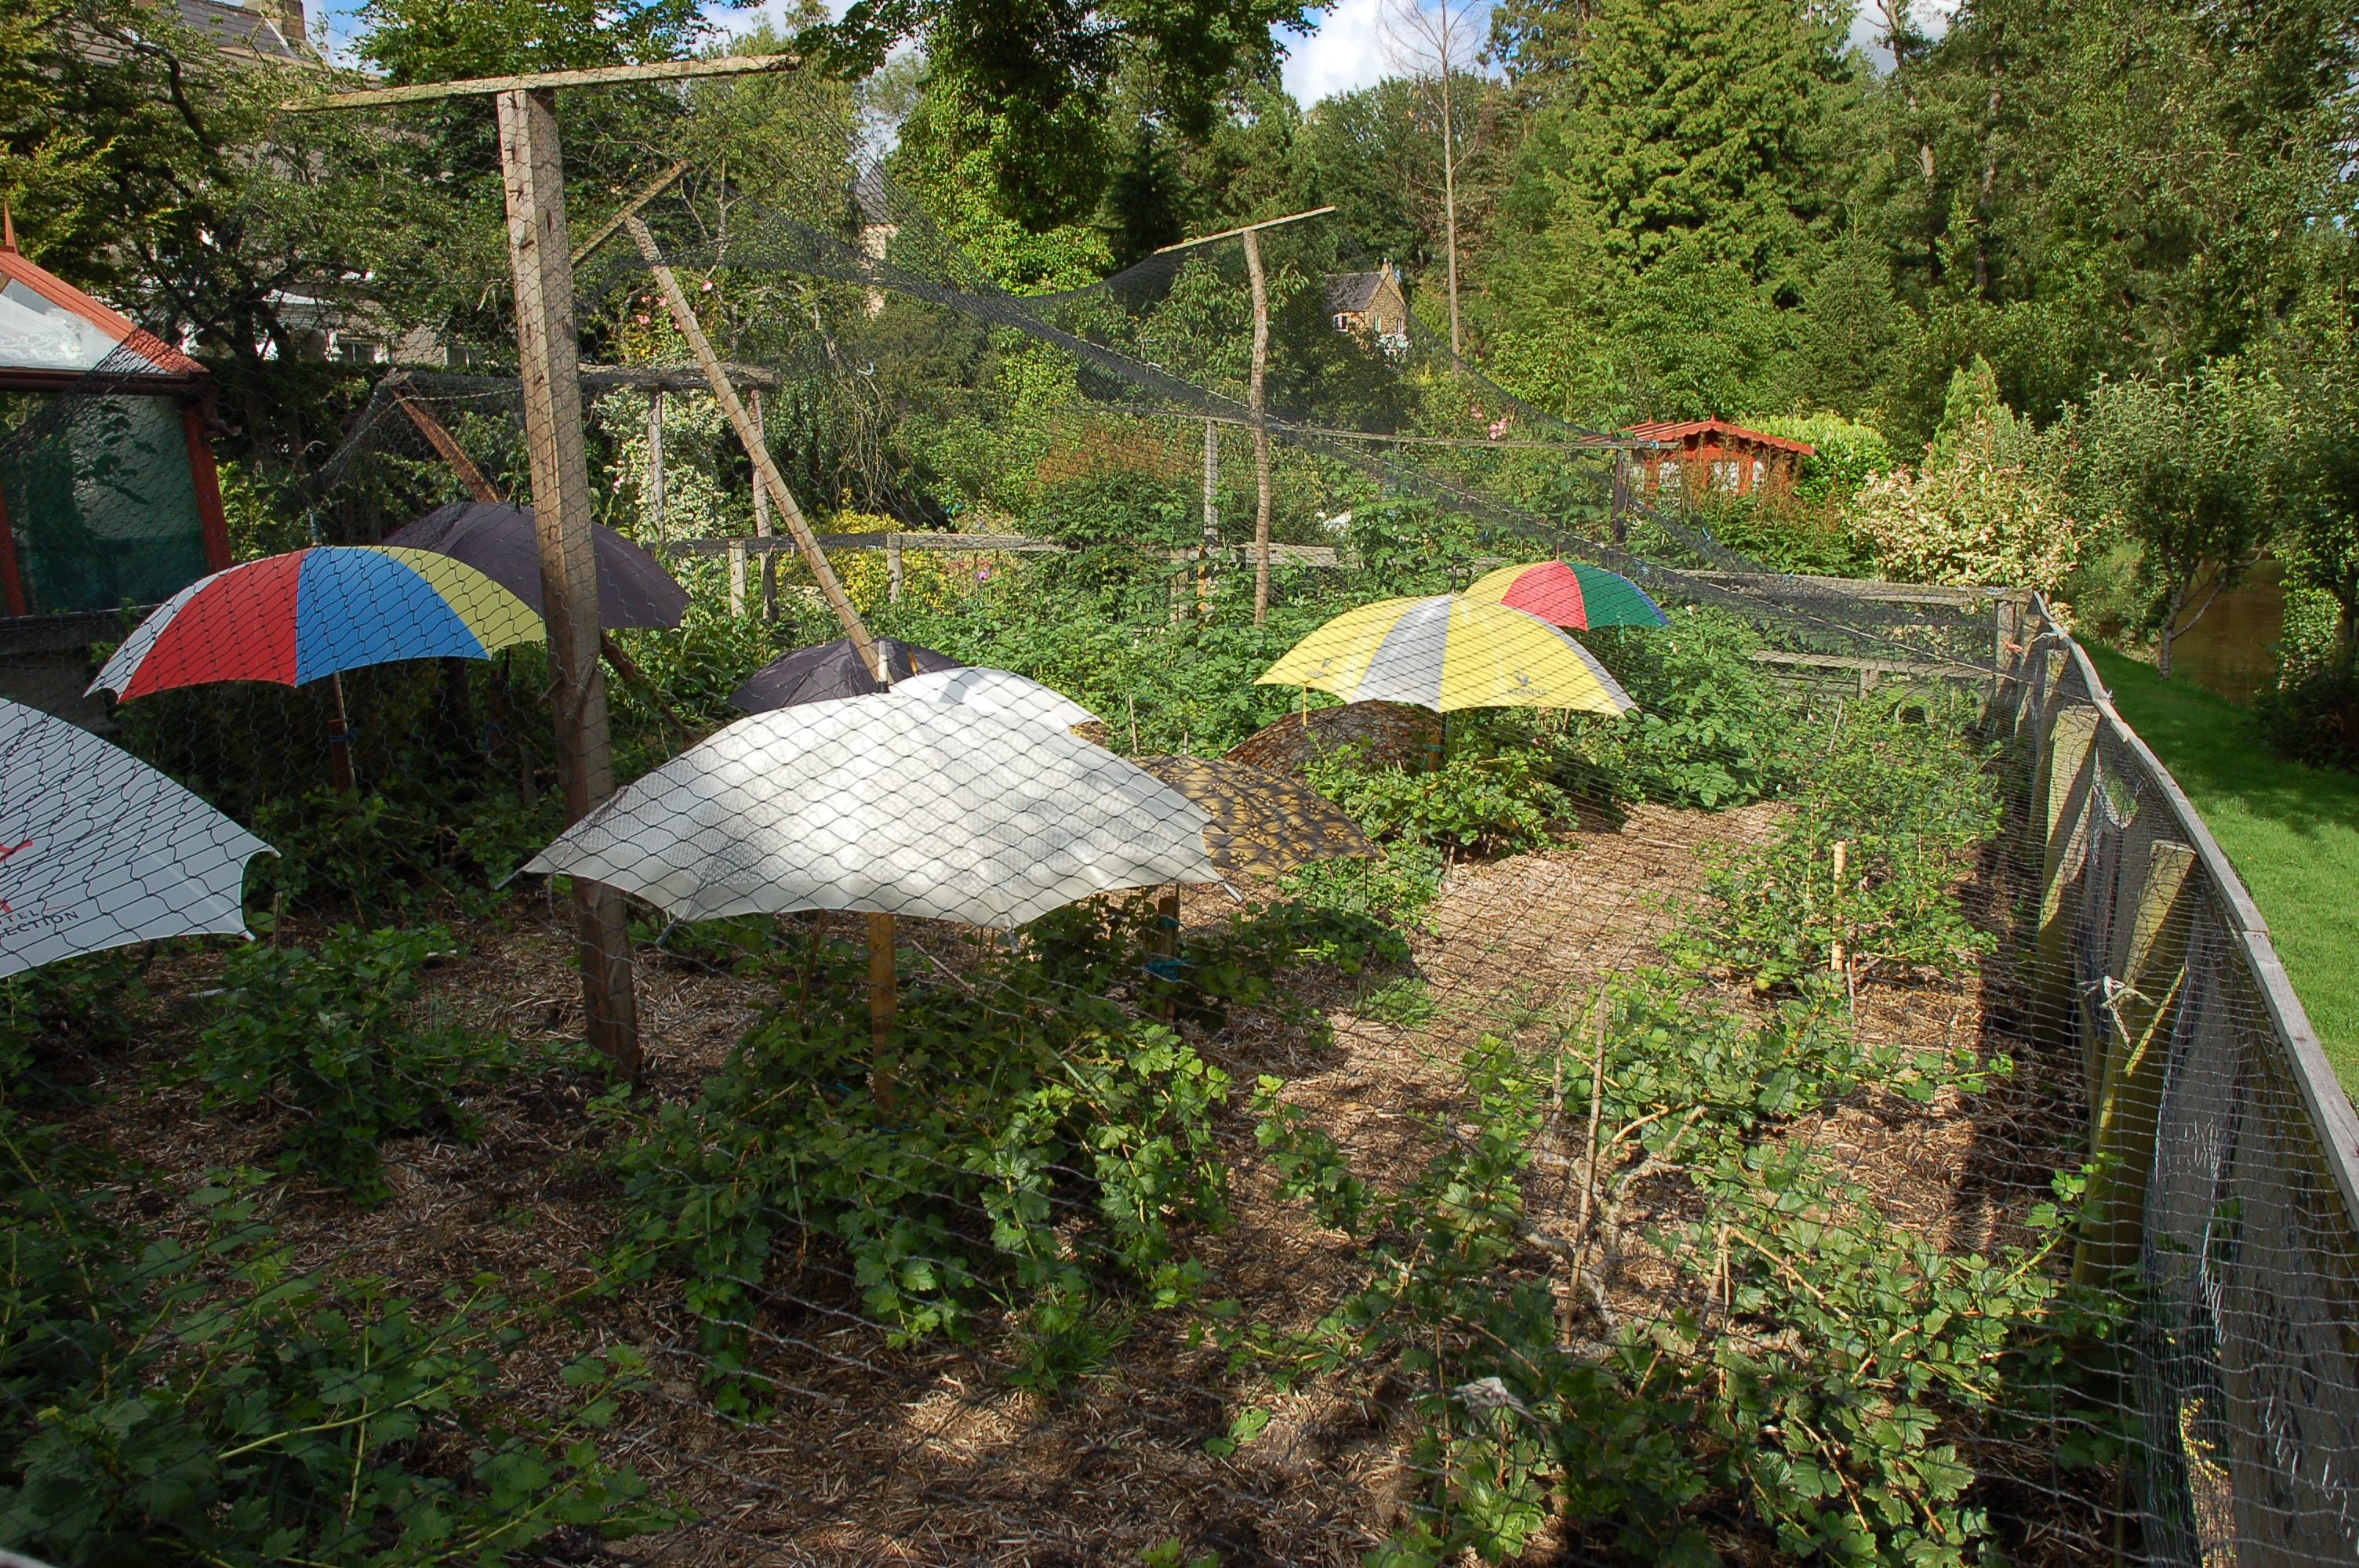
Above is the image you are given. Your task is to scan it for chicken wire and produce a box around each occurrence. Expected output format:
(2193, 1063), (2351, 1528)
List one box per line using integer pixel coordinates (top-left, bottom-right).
(0, 64), (2353, 1568)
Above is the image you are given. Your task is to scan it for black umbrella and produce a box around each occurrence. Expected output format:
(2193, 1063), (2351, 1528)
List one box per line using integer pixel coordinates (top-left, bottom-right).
(385, 501), (690, 630)
(726, 637), (965, 714)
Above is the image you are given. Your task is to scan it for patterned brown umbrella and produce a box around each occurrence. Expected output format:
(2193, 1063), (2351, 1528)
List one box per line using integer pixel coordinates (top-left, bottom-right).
(1130, 755), (1375, 880)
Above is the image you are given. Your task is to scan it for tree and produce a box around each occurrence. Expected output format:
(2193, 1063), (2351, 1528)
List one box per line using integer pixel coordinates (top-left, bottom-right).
(2076, 365), (2275, 678)
(1543, 0), (1856, 294)
(2271, 321), (2359, 677)
(806, 0), (1315, 233)
(1381, 0), (1486, 354)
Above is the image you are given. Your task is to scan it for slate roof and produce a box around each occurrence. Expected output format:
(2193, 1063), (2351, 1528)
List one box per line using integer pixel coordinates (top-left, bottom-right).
(1325, 271), (1390, 315)
(174, 0), (311, 62)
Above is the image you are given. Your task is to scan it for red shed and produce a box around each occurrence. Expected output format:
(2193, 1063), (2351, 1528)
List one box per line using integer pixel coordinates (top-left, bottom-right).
(1626, 418), (1815, 501)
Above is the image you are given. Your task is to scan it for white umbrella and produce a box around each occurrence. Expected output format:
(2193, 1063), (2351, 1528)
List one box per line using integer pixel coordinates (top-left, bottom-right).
(525, 693), (1214, 928)
(0, 699), (273, 979)
(892, 666), (1100, 734)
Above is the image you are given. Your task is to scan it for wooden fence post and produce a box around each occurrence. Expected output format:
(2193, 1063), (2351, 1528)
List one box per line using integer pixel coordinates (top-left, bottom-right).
(2074, 832), (2201, 1283)
(496, 85), (639, 1082)
(2029, 702), (2102, 1058)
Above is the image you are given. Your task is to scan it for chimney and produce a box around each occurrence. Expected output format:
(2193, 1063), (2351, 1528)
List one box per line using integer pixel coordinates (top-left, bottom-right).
(268, 0), (308, 49)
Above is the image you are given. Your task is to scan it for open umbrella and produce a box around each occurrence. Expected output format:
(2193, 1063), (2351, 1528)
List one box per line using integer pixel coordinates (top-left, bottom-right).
(386, 501), (690, 630)
(0, 699), (272, 979)
(528, 693), (1211, 925)
(89, 546), (541, 701)
(526, 693), (1215, 1059)
(726, 637), (963, 714)
(1464, 560), (1670, 630)
(895, 667), (1100, 734)
(1131, 755), (1374, 880)
(1257, 595), (1637, 716)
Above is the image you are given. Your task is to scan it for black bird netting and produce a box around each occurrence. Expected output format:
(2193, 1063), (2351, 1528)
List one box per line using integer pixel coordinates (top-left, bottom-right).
(0, 59), (2351, 1568)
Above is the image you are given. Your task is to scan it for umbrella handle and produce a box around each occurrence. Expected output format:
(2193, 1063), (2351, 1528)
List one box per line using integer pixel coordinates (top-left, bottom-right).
(327, 672), (357, 793)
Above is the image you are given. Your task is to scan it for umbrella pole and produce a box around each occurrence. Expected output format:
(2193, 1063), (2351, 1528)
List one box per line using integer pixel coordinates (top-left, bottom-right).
(1156, 888), (1180, 1024)
(327, 672), (357, 793)
(867, 913), (898, 1109)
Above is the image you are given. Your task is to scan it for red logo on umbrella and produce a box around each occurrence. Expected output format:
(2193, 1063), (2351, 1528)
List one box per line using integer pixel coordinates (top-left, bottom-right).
(0, 839), (30, 915)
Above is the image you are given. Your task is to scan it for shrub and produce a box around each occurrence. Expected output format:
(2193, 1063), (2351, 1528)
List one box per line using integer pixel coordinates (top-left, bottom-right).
(0, 1174), (658, 1566)
(1243, 971), (2051, 1568)
(1554, 612), (1800, 809)
(1307, 744), (1565, 855)
(2253, 664), (2359, 772)
(1671, 694), (2001, 986)
(603, 909), (1231, 1400)
(1278, 842), (1447, 931)
(191, 927), (529, 1199)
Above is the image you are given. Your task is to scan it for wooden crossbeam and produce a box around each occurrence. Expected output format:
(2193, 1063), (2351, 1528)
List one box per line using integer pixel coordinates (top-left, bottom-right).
(281, 53), (798, 111)
(1154, 207), (1336, 254)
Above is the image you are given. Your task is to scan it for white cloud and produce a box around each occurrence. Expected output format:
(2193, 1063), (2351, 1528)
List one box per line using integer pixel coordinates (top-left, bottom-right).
(1280, 0), (1401, 106)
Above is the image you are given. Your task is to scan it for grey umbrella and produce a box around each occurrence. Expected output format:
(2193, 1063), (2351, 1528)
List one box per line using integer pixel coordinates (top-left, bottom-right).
(386, 501), (689, 630)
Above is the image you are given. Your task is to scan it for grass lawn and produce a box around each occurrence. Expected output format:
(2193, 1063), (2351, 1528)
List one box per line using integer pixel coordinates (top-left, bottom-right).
(2085, 646), (2359, 1098)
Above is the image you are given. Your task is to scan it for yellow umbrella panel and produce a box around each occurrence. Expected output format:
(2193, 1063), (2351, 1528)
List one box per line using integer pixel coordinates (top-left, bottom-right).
(1257, 595), (1637, 716)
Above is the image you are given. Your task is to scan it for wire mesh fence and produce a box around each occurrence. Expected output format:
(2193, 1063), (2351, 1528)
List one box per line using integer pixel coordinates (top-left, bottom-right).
(0, 58), (2354, 1565)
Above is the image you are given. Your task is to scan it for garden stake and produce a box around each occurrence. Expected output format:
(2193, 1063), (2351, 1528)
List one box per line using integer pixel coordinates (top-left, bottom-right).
(867, 912), (898, 1109)
(1830, 840), (1848, 977)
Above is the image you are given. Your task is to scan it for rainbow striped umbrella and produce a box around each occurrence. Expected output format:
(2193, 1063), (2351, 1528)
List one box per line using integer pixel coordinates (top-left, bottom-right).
(1464, 560), (1668, 630)
(1256, 595), (1636, 716)
(89, 546), (542, 702)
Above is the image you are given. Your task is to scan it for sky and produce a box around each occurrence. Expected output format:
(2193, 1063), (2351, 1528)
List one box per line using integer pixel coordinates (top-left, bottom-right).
(312, 0), (1953, 103)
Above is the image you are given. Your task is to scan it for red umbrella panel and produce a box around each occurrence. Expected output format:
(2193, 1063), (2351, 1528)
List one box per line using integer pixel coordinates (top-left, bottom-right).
(88, 546), (543, 702)
(1463, 561), (1670, 630)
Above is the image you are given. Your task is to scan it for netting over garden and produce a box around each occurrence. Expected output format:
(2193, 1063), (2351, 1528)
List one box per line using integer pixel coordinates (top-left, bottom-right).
(0, 59), (2352, 1568)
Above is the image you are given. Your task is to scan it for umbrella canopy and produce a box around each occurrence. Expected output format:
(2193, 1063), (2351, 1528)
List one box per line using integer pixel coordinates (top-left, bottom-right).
(525, 693), (1217, 927)
(0, 699), (272, 978)
(895, 667), (1100, 733)
(89, 546), (541, 702)
(386, 501), (690, 630)
(1257, 595), (1637, 716)
(726, 637), (964, 714)
(1132, 755), (1375, 880)
(1464, 560), (1670, 630)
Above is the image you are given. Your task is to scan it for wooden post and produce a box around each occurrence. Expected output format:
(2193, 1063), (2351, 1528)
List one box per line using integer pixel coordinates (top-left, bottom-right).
(645, 390), (665, 546)
(625, 215), (881, 677)
(1199, 419), (1217, 619)
(1242, 227), (1274, 626)
(2030, 703), (2103, 1062)
(180, 401), (233, 571)
(728, 540), (746, 616)
(497, 86), (640, 1082)
(867, 911), (898, 1105)
(1829, 840), (1848, 977)
(0, 482), (29, 616)
(886, 532), (903, 604)
(393, 376), (500, 503)
(2074, 834), (2200, 1284)
(750, 388), (776, 620)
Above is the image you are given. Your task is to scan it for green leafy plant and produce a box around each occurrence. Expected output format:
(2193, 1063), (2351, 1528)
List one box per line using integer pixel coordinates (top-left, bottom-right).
(1670, 694), (2001, 987)
(1554, 612), (1801, 810)
(602, 914), (1231, 1404)
(0, 1172), (662, 1566)
(1241, 967), (2061, 1568)
(1308, 744), (1565, 855)
(191, 927), (529, 1199)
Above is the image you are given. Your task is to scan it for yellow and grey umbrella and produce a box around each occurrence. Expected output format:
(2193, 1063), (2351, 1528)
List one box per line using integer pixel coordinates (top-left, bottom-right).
(1256, 594), (1637, 716)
